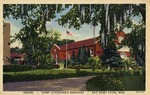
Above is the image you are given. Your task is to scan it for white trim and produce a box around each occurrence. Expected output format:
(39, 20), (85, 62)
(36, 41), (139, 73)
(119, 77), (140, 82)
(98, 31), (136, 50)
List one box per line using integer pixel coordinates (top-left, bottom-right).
(118, 46), (130, 52)
(51, 44), (60, 51)
(120, 52), (127, 59)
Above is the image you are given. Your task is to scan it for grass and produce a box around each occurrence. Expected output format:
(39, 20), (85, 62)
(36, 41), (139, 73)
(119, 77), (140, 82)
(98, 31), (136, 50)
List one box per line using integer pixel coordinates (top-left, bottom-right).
(4, 69), (75, 75)
(86, 74), (145, 91)
(4, 68), (145, 91)
(116, 75), (145, 91)
(3, 69), (102, 75)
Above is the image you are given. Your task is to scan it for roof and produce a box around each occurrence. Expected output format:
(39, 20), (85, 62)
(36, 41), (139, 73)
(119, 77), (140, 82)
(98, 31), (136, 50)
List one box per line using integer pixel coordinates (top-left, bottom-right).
(114, 31), (125, 44)
(10, 53), (24, 58)
(58, 37), (99, 51)
(51, 44), (60, 50)
(118, 46), (130, 52)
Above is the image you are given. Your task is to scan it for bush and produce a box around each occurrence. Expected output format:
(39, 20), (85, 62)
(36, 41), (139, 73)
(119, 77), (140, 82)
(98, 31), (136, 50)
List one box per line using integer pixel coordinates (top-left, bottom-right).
(36, 65), (52, 69)
(122, 58), (137, 70)
(87, 56), (102, 71)
(86, 70), (145, 91)
(3, 72), (90, 83)
(52, 64), (60, 68)
(86, 75), (124, 91)
(35, 64), (60, 69)
(3, 64), (32, 72)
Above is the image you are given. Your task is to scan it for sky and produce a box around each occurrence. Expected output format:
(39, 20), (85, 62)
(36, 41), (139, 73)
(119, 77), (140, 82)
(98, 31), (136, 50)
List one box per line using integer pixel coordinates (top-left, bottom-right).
(4, 5), (142, 48)
(5, 17), (100, 48)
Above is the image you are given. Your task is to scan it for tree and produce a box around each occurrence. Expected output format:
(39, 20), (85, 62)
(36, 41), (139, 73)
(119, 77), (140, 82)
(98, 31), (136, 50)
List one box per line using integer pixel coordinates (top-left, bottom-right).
(3, 4), (64, 66)
(58, 4), (145, 47)
(122, 23), (145, 66)
(87, 48), (91, 58)
(4, 4), (145, 66)
(56, 39), (75, 46)
(45, 29), (61, 43)
(71, 50), (76, 64)
(77, 47), (82, 63)
(15, 29), (61, 65)
(10, 47), (19, 53)
(88, 56), (102, 71)
(4, 4), (64, 34)
(76, 46), (89, 64)
(122, 58), (136, 70)
(81, 45), (88, 64)
(57, 4), (145, 65)
(40, 54), (54, 74)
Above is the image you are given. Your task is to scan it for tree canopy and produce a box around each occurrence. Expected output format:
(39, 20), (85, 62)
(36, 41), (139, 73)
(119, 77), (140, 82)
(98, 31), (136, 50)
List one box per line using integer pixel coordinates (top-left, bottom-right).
(4, 4), (146, 66)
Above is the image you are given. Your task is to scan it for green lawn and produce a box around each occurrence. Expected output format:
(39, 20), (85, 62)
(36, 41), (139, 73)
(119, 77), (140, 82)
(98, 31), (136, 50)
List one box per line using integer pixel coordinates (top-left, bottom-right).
(86, 74), (145, 91)
(4, 68), (145, 91)
(3, 69), (102, 75)
(4, 69), (75, 75)
(117, 75), (145, 90)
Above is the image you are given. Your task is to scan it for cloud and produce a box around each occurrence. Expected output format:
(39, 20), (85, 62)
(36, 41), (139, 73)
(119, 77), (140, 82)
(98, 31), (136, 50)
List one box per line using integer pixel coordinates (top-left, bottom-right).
(11, 23), (20, 36)
(132, 19), (139, 25)
(46, 21), (52, 30)
(9, 23), (22, 48)
(132, 16), (142, 25)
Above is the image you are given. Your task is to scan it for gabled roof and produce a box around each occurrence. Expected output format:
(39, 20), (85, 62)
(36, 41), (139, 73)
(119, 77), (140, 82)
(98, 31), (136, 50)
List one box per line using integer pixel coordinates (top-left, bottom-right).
(51, 44), (60, 50)
(58, 37), (99, 51)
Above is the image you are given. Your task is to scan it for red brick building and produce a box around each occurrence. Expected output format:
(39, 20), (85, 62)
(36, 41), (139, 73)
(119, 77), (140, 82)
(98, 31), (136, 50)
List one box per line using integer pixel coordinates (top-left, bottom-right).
(51, 37), (103, 61)
(51, 31), (130, 61)
(114, 31), (125, 45)
(114, 31), (131, 59)
(10, 53), (24, 64)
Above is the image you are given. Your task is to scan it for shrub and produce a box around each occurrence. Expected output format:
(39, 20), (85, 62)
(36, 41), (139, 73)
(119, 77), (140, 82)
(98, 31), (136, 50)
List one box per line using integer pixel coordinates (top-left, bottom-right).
(87, 56), (102, 71)
(36, 64), (60, 69)
(52, 64), (60, 68)
(86, 75), (124, 91)
(122, 58), (137, 70)
(3, 64), (32, 72)
(36, 65), (51, 69)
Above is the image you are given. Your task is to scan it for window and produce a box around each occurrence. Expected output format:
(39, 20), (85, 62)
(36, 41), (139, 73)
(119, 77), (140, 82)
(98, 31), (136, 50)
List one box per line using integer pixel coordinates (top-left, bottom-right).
(90, 49), (94, 56)
(118, 36), (124, 43)
(120, 52), (127, 59)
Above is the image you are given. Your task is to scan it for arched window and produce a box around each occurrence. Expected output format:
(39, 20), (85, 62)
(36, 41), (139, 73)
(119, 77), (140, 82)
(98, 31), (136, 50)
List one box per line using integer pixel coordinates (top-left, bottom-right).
(118, 36), (124, 43)
(120, 52), (127, 59)
(90, 49), (94, 56)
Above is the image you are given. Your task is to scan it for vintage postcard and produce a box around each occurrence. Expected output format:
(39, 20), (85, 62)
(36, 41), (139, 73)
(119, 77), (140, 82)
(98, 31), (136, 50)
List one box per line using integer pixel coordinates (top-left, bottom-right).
(1, 0), (150, 95)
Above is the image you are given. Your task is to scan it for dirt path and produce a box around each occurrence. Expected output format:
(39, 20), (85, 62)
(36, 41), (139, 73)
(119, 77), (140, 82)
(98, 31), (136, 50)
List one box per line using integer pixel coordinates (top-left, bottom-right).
(3, 76), (94, 91)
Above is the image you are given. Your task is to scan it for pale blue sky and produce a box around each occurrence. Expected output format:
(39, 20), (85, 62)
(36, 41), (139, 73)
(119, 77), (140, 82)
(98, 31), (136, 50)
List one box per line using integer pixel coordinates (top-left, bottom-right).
(4, 5), (142, 48)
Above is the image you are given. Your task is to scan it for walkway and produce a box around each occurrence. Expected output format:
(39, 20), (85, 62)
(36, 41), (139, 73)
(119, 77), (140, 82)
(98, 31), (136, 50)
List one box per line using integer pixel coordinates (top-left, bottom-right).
(3, 76), (94, 91)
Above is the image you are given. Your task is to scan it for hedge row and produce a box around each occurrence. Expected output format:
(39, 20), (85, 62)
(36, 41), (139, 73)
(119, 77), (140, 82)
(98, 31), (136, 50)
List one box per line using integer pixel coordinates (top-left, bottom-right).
(3, 72), (94, 83)
(3, 64), (32, 72)
(36, 64), (60, 69)
(3, 64), (60, 72)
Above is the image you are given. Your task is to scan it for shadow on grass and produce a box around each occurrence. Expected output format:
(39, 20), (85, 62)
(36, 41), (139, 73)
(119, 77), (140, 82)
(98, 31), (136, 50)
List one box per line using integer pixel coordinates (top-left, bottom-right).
(86, 72), (145, 91)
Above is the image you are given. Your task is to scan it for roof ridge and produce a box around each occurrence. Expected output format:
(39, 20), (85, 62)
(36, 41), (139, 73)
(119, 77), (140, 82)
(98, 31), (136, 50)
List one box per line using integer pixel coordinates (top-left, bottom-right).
(59, 36), (99, 47)
(57, 37), (99, 50)
(74, 36), (98, 42)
